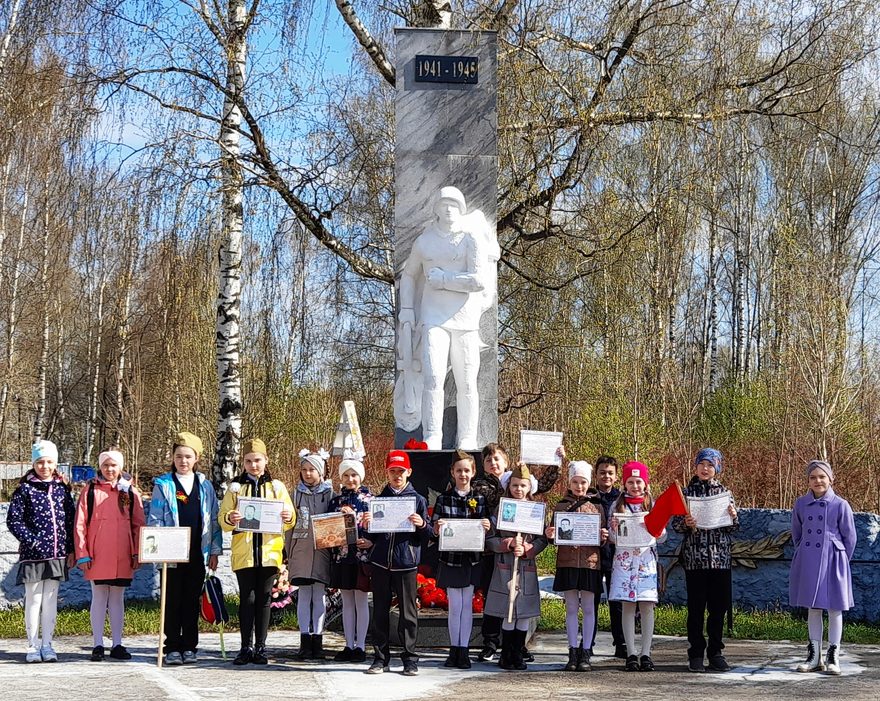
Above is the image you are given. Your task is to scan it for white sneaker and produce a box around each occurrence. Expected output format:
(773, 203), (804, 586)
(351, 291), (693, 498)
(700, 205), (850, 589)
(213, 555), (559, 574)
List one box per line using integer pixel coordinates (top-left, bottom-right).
(40, 644), (58, 662)
(25, 646), (41, 663)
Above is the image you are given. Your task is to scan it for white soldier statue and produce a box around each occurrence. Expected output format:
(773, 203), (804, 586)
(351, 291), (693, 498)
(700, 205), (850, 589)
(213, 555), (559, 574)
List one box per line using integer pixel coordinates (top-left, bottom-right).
(395, 186), (499, 450)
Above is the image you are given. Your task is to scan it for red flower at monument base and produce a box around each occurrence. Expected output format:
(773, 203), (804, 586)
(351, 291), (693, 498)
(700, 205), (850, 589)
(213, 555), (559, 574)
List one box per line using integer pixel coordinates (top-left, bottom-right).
(414, 575), (484, 612)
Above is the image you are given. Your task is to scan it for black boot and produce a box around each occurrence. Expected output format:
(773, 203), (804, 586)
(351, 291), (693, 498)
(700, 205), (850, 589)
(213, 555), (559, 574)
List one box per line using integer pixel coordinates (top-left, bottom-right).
(311, 634), (325, 660)
(457, 646), (471, 669)
(499, 631), (515, 671)
(564, 646), (579, 672)
(294, 633), (312, 660)
(577, 647), (592, 672)
(444, 646), (458, 668)
(512, 630), (527, 671)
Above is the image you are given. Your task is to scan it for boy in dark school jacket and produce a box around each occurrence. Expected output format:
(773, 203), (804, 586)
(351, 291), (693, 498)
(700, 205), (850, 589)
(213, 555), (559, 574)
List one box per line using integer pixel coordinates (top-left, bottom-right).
(363, 450), (430, 676)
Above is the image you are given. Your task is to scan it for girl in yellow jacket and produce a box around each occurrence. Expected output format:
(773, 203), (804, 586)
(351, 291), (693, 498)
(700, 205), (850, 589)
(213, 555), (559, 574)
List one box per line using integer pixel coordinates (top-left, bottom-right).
(219, 439), (295, 665)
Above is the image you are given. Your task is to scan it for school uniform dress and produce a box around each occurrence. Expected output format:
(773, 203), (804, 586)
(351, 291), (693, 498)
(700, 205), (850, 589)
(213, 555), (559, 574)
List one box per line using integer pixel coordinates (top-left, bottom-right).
(432, 488), (487, 589)
(552, 492), (604, 594)
(671, 476), (739, 660)
(328, 486), (373, 591)
(609, 503), (662, 603)
(788, 487), (856, 611)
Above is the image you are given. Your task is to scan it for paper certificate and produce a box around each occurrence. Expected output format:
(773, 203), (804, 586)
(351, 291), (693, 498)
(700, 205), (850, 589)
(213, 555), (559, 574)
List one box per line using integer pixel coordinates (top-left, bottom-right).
(312, 512), (358, 549)
(497, 497), (546, 535)
(368, 497), (417, 533)
(236, 497), (286, 534)
(554, 512), (601, 546)
(519, 429), (563, 466)
(438, 519), (486, 552)
(139, 526), (191, 563)
(614, 512), (655, 549)
(688, 492), (734, 530)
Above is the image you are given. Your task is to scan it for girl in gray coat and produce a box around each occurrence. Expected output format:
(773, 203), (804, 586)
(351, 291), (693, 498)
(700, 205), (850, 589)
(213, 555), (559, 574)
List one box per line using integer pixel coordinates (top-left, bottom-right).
(485, 463), (547, 671)
(287, 449), (335, 660)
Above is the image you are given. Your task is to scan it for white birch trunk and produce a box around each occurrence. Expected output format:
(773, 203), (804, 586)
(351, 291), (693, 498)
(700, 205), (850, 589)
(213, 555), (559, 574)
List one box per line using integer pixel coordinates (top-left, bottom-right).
(0, 0), (24, 79)
(83, 280), (105, 463)
(32, 184), (51, 444)
(213, 0), (247, 486)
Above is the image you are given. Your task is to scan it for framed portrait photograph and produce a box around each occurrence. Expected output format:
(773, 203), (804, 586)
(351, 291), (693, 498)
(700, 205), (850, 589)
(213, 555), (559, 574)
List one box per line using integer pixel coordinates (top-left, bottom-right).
(496, 497), (546, 535)
(368, 497), (417, 533)
(139, 526), (191, 563)
(438, 518), (486, 552)
(554, 512), (601, 546)
(312, 512), (358, 550)
(614, 512), (655, 549)
(236, 497), (286, 534)
(688, 492), (734, 530)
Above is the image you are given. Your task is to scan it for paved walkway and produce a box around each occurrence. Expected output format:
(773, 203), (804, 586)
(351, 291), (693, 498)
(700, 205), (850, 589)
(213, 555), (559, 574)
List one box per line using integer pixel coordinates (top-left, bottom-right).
(0, 631), (875, 700)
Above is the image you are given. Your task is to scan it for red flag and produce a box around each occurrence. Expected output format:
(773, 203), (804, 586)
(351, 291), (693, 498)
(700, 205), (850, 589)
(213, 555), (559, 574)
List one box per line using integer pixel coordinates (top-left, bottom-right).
(644, 483), (688, 537)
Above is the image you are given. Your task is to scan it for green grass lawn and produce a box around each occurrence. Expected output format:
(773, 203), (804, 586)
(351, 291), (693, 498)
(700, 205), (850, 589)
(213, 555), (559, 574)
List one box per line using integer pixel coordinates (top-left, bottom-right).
(537, 600), (880, 644)
(0, 595), (876, 645)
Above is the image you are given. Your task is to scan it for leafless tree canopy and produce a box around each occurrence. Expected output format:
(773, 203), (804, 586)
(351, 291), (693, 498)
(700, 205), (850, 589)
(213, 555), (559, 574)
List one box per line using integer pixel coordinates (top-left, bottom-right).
(0, 0), (878, 507)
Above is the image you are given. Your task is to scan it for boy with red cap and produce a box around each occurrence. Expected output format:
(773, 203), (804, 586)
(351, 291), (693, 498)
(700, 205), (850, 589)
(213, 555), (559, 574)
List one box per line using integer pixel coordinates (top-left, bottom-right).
(362, 450), (430, 675)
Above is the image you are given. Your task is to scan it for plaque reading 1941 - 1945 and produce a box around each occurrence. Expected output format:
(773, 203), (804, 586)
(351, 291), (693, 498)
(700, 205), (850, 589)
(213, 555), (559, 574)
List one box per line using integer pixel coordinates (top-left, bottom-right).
(414, 54), (479, 84)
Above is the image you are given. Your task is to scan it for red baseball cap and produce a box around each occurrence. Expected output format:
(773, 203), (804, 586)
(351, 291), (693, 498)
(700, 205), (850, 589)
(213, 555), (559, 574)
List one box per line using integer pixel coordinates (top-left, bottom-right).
(385, 450), (411, 470)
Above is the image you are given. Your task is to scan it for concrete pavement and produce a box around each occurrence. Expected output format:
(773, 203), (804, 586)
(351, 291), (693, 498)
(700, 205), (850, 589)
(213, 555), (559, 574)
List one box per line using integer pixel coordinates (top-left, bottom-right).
(0, 630), (875, 700)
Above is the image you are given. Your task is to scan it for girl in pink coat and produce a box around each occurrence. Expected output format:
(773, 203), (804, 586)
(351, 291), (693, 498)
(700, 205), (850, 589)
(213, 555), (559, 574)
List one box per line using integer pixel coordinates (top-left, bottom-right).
(75, 449), (145, 661)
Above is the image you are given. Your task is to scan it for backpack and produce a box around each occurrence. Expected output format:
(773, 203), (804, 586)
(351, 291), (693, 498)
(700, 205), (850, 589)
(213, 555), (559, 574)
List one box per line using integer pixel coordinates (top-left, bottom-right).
(85, 480), (136, 526)
(200, 574), (230, 624)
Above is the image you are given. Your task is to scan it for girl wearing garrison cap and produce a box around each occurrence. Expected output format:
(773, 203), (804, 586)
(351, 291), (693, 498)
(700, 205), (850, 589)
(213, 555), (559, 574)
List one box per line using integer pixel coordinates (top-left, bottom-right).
(484, 462), (548, 672)
(287, 448), (335, 661)
(608, 461), (666, 672)
(671, 448), (739, 673)
(6, 440), (76, 663)
(219, 439), (295, 665)
(789, 460), (856, 676)
(148, 431), (222, 666)
(74, 448), (146, 662)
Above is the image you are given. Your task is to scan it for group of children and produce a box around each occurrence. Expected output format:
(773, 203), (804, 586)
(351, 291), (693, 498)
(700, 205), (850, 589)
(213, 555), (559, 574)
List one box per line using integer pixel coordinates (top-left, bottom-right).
(5, 436), (857, 678)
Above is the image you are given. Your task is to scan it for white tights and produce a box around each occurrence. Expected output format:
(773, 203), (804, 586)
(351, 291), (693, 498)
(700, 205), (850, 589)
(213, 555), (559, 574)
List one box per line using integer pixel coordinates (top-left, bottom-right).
(296, 583), (326, 634)
(24, 580), (59, 649)
(808, 608), (843, 647)
(447, 585), (474, 646)
(501, 617), (531, 632)
(563, 590), (596, 649)
(90, 583), (126, 647)
(340, 589), (370, 650)
(622, 601), (655, 657)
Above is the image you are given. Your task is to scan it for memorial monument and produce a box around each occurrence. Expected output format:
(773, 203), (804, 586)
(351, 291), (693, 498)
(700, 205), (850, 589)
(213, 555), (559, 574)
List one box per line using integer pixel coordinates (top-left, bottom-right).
(393, 28), (498, 451)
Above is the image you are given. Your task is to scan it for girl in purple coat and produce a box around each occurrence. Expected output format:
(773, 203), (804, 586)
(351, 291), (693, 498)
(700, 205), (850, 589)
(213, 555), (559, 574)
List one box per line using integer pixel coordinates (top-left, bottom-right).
(789, 460), (856, 676)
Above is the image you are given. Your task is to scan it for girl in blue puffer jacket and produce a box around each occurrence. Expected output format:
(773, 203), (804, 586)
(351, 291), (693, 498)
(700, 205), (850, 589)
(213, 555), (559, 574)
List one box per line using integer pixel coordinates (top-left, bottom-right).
(6, 440), (75, 663)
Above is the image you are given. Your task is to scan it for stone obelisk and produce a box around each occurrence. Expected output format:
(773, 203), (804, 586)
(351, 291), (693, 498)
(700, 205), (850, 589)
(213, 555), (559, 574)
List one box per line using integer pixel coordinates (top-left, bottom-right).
(392, 28), (498, 451)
